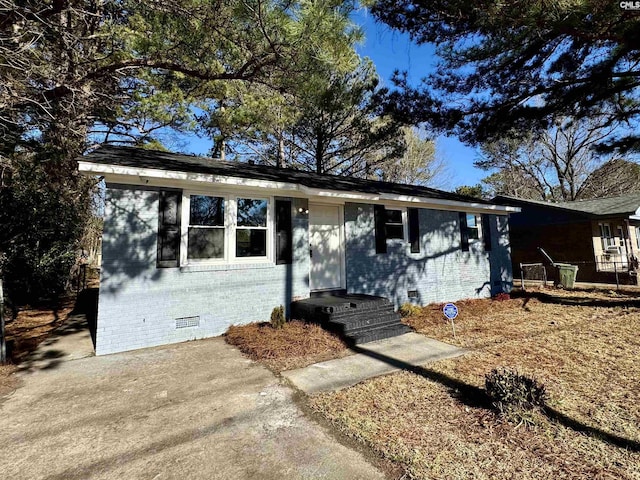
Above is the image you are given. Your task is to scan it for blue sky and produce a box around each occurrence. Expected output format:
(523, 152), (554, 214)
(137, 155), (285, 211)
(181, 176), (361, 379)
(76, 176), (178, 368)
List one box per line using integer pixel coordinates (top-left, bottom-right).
(185, 9), (485, 189)
(352, 10), (483, 188)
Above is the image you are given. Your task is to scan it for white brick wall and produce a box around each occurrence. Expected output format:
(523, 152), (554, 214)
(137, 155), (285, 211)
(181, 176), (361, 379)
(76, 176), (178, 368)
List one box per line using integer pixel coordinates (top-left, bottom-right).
(343, 203), (512, 307)
(96, 186), (513, 355)
(96, 185), (310, 355)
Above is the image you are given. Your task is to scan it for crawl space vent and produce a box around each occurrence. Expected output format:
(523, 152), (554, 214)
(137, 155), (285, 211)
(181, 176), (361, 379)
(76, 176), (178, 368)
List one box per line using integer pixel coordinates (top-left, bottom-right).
(175, 316), (200, 329)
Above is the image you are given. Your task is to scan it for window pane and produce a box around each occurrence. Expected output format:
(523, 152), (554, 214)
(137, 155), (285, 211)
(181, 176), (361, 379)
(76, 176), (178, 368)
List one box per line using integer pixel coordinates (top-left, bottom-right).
(236, 229), (266, 257)
(386, 209), (402, 224)
(466, 213), (477, 227)
(187, 227), (224, 259)
(468, 227), (480, 240)
(190, 195), (224, 226)
(237, 198), (267, 227)
(386, 224), (404, 240)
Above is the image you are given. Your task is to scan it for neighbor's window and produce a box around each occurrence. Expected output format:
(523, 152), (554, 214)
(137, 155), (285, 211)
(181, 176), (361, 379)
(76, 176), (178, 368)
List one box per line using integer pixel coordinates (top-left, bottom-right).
(466, 214), (481, 241)
(188, 195), (225, 260)
(385, 209), (404, 240)
(599, 223), (614, 250)
(236, 198), (268, 257)
(617, 226), (625, 247)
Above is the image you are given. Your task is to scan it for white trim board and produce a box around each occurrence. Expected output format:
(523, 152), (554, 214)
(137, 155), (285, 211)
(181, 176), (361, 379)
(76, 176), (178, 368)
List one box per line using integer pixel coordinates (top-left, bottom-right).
(80, 161), (520, 215)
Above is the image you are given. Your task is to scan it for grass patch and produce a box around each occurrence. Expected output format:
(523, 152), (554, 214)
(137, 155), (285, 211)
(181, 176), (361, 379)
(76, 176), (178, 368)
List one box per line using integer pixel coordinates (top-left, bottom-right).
(310, 287), (640, 479)
(225, 320), (349, 372)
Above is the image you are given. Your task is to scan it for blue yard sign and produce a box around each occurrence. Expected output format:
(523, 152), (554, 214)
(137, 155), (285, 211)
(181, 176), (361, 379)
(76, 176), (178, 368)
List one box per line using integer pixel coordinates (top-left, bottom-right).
(443, 303), (458, 320)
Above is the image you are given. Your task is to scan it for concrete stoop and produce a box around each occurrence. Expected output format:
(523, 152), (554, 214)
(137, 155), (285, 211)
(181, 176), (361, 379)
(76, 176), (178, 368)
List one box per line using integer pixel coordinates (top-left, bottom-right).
(291, 294), (412, 345)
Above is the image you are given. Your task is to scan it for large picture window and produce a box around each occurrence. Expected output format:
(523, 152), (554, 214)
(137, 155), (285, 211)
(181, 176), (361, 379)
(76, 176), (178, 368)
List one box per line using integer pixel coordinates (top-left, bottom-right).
(183, 193), (271, 264)
(188, 195), (225, 260)
(236, 198), (268, 257)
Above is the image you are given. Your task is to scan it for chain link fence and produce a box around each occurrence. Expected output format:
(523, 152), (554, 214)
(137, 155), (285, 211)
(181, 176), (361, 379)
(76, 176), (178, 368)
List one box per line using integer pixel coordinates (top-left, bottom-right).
(519, 260), (638, 290)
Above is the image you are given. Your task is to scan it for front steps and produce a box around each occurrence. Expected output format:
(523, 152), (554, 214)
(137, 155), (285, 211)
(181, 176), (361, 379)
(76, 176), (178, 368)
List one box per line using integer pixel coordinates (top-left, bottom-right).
(291, 294), (411, 345)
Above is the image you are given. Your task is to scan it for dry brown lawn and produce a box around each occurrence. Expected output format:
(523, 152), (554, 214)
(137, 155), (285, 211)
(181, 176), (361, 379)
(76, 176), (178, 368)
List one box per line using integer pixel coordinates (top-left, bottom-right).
(225, 320), (350, 372)
(310, 287), (640, 480)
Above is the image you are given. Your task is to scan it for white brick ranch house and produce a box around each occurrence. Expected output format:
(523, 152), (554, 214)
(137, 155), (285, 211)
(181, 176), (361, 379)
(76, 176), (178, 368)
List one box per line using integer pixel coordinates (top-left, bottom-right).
(79, 146), (518, 355)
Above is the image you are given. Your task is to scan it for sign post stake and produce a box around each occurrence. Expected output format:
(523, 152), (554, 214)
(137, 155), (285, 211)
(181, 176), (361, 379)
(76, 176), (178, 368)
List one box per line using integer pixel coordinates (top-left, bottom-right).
(442, 303), (459, 340)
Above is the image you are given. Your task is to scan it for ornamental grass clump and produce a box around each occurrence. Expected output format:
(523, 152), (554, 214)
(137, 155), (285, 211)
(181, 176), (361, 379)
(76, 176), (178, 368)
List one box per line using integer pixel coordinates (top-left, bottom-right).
(270, 305), (286, 329)
(398, 302), (422, 318)
(485, 367), (547, 426)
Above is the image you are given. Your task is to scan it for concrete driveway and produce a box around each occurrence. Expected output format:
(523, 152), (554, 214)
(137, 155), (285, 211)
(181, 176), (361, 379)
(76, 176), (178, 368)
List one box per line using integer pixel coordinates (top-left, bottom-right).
(0, 330), (387, 479)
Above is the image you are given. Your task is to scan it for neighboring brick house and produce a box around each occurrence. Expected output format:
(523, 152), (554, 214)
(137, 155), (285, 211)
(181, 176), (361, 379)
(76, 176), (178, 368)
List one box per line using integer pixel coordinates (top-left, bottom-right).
(79, 146), (517, 355)
(494, 194), (640, 285)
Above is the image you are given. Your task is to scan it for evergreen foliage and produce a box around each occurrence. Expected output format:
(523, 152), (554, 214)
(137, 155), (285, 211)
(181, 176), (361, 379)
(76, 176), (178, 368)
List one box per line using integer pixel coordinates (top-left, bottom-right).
(270, 305), (286, 329)
(371, 0), (640, 153)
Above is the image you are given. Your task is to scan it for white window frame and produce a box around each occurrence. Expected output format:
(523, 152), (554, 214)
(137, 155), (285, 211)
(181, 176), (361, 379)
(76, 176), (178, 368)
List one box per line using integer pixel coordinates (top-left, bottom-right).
(234, 196), (271, 261)
(466, 213), (482, 243)
(599, 223), (614, 250)
(384, 206), (408, 244)
(180, 190), (273, 265)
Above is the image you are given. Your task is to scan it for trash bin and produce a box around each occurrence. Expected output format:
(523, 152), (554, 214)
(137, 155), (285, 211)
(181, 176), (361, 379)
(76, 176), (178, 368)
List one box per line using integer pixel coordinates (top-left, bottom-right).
(555, 263), (579, 289)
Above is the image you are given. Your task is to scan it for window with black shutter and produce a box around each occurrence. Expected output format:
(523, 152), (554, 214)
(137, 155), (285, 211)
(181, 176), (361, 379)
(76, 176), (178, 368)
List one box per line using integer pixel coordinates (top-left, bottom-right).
(374, 205), (387, 254)
(459, 212), (470, 252)
(157, 190), (182, 267)
(408, 208), (420, 253)
(275, 200), (292, 265)
(482, 214), (492, 252)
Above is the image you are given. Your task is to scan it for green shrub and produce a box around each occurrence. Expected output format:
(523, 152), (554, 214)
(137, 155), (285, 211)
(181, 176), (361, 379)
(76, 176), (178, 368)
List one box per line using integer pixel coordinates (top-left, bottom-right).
(270, 305), (286, 329)
(398, 302), (421, 318)
(485, 367), (547, 416)
(0, 153), (92, 304)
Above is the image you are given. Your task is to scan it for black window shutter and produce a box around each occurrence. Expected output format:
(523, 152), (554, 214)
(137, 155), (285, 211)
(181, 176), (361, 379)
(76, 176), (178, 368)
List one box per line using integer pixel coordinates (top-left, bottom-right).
(374, 205), (387, 254)
(157, 190), (182, 268)
(459, 212), (469, 252)
(275, 200), (293, 265)
(408, 208), (420, 253)
(482, 214), (492, 252)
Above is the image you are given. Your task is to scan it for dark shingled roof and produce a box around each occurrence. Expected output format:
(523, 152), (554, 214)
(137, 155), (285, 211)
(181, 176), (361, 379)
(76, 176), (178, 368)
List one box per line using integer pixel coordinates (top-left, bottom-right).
(495, 194), (640, 217)
(81, 145), (494, 205)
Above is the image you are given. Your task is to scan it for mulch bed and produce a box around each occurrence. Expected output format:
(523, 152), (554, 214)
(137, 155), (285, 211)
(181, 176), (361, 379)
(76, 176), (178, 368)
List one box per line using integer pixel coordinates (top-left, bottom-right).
(225, 320), (350, 372)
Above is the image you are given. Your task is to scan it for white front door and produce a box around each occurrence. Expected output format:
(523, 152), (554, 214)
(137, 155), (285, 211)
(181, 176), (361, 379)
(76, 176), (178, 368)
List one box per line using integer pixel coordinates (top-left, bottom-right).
(309, 203), (344, 291)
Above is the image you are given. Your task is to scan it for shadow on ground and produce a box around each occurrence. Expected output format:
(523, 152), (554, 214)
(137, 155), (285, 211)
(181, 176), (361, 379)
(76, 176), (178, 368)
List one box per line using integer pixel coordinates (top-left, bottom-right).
(350, 343), (640, 453)
(16, 288), (98, 373)
(511, 289), (640, 308)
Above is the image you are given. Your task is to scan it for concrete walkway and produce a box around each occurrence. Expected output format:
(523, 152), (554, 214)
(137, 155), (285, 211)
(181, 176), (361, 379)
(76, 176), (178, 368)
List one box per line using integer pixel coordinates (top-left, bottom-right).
(282, 333), (466, 394)
(1, 315), (387, 479)
(16, 307), (96, 373)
